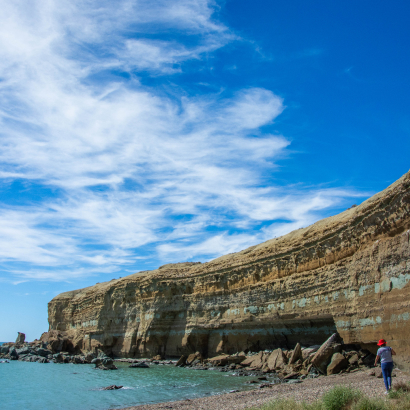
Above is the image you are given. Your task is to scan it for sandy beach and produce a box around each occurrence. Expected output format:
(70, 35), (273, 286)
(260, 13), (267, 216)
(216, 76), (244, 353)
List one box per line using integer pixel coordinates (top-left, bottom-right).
(121, 369), (410, 410)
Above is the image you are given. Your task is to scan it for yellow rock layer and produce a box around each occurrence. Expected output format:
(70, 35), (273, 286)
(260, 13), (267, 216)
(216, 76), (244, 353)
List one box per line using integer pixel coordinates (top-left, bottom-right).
(48, 170), (410, 368)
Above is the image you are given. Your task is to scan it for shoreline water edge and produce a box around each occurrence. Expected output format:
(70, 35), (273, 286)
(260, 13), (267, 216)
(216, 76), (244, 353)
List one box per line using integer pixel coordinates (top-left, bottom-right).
(1, 332), (405, 409)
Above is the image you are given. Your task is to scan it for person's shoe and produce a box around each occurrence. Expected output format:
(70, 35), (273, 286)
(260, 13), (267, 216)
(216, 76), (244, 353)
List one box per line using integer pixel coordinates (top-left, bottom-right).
(384, 391), (389, 395)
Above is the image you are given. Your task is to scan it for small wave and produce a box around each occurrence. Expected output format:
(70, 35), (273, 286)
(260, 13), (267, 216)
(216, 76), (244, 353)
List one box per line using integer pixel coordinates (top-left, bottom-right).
(121, 386), (136, 390)
(173, 383), (200, 389)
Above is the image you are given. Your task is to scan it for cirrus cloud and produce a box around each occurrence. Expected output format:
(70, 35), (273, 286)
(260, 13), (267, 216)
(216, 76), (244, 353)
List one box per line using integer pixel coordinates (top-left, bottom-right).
(0, 0), (366, 283)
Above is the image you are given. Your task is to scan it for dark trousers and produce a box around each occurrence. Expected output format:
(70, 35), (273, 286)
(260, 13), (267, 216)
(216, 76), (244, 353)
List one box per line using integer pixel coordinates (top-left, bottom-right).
(381, 361), (394, 391)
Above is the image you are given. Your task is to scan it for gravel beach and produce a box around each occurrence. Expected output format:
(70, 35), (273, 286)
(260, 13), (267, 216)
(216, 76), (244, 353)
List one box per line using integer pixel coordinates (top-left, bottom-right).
(121, 369), (410, 410)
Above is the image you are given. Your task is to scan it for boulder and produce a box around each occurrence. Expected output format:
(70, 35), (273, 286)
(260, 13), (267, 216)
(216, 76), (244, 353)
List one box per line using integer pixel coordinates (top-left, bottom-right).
(85, 352), (96, 363)
(9, 347), (18, 359)
(301, 345), (320, 360)
(0, 345), (10, 354)
(72, 356), (84, 364)
(54, 353), (64, 363)
(327, 353), (348, 375)
(95, 360), (117, 370)
(151, 355), (163, 361)
(15, 332), (25, 344)
(240, 351), (266, 369)
(289, 343), (302, 364)
(228, 355), (247, 364)
(102, 358), (113, 366)
(348, 354), (359, 365)
(103, 385), (123, 390)
(361, 353), (376, 367)
(16, 347), (30, 356)
(311, 333), (342, 375)
(186, 352), (202, 365)
(207, 354), (229, 367)
(283, 372), (301, 380)
(265, 348), (287, 371)
(37, 348), (52, 357)
(97, 349), (109, 359)
(175, 355), (187, 366)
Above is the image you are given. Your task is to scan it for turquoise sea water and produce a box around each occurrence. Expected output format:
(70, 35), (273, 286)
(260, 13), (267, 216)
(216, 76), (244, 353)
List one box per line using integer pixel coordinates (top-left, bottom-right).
(0, 360), (259, 410)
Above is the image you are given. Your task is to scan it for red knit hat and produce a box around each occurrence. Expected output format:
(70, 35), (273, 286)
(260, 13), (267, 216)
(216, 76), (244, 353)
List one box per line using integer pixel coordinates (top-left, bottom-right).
(377, 339), (386, 346)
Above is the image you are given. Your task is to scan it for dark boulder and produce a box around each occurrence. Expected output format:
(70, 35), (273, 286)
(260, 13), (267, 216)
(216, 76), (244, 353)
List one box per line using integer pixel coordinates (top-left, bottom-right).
(16, 347), (30, 356)
(72, 356), (85, 364)
(360, 353), (376, 367)
(102, 358), (113, 366)
(103, 385), (123, 390)
(92, 357), (117, 370)
(37, 348), (52, 357)
(85, 352), (96, 363)
(9, 347), (18, 359)
(53, 353), (64, 363)
(0, 345), (10, 354)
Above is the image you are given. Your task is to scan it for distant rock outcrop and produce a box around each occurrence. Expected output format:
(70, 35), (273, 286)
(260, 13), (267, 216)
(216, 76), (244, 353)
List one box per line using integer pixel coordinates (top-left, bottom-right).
(15, 332), (25, 344)
(46, 170), (410, 369)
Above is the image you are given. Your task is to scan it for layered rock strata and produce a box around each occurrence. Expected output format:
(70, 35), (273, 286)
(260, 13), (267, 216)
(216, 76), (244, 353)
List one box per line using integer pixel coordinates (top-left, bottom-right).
(47, 171), (410, 369)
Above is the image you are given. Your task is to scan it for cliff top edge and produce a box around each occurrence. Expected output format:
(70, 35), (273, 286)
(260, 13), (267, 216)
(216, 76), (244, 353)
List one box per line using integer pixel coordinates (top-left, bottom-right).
(51, 169), (410, 301)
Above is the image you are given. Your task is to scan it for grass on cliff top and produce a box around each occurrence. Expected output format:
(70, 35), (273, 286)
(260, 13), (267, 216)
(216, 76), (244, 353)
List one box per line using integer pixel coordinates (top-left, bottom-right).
(247, 384), (410, 410)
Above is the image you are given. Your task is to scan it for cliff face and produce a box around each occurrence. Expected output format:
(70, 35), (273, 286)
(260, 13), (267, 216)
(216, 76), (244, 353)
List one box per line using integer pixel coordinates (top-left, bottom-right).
(48, 171), (410, 368)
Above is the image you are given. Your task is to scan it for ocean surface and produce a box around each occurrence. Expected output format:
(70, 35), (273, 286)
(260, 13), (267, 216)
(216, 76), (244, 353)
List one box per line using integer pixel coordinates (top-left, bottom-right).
(0, 359), (260, 410)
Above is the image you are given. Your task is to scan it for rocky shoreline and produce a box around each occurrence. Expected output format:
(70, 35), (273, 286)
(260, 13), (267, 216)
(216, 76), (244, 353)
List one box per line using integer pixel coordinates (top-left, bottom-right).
(1, 331), (405, 410)
(150, 333), (380, 382)
(119, 369), (410, 410)
(1, 331), (384, 383)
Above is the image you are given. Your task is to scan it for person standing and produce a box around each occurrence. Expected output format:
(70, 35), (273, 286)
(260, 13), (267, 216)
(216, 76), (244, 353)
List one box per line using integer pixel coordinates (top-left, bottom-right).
(374, 339), (396, 394)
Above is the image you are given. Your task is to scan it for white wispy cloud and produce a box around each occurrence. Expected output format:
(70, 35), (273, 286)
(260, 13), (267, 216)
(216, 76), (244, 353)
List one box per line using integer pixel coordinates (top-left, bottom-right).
(0, 0), (365, 282)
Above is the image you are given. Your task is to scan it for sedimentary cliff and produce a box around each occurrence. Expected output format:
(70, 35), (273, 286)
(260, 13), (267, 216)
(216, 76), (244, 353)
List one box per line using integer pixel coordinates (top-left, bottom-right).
(48, 170), (410, 368)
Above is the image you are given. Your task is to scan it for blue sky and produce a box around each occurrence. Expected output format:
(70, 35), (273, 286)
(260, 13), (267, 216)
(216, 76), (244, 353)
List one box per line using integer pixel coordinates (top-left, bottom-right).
(0, 0), (409, 342)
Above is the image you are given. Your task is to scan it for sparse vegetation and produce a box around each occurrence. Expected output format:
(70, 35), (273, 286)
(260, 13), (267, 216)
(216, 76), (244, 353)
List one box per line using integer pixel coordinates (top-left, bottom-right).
(392, 380), (410, 393)
(321, 385), (363, 410)
(246, 384), (410, 410)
